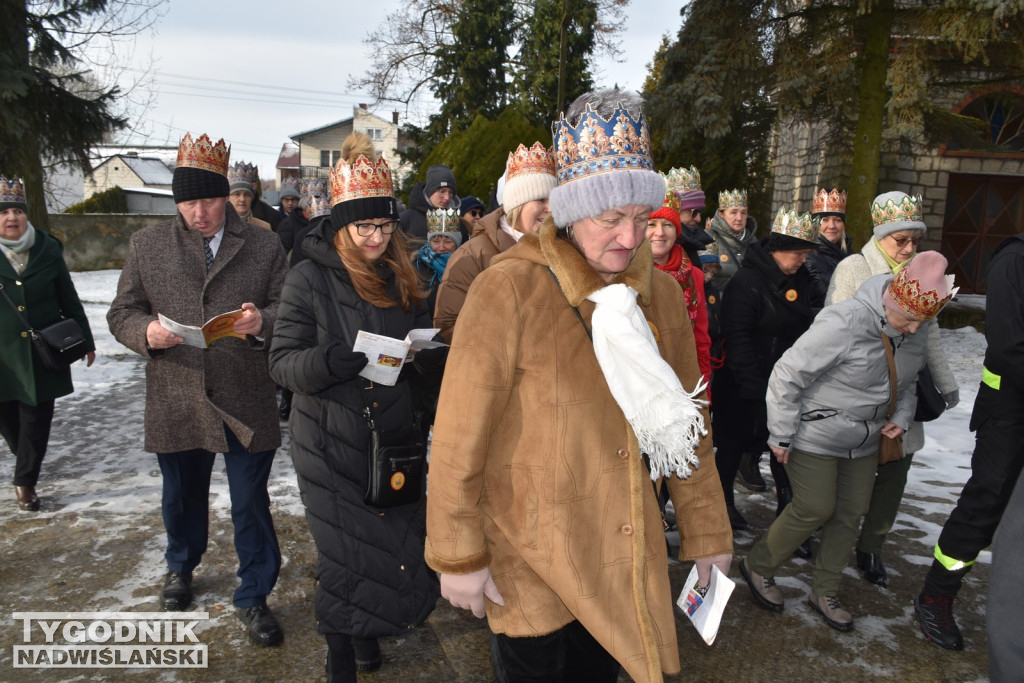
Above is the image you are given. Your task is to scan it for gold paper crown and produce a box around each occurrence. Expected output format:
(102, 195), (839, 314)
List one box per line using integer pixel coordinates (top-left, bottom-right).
(657, 172), (681, 213)
(872, 193), (923, 228)
(228, 162), (257, 188)
(771, 208), (816, 243)
(426, 208), (460, 234)
(719, 189), (747, 209)
(0, 175), (27, 205)
(308, 194), (331, 219)
(330, 155), (395, 207)
(506, 142), (556, 182)
(812, 188), (847, 215)
(665, 166), (701, 194)
(551, 103), (653, 185)
(698, 239), (721, 263)
(176, 133), (230, 176)
(889, 268), (958, 321)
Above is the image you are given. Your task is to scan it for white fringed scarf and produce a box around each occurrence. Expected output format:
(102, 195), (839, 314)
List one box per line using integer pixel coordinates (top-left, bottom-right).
(587, 283), (708, 480)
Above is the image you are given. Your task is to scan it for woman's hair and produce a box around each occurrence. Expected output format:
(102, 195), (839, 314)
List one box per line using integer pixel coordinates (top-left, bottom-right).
(505, 205), (523, 233)
(333, 224), (426, 311)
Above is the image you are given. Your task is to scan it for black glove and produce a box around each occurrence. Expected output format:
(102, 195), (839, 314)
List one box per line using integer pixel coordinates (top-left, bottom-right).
(412, 345), (448, 373)
(326, 344), (368, 382)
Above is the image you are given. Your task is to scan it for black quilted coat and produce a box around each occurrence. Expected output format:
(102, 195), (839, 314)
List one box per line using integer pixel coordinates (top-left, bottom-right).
(268, 219), (439, 636)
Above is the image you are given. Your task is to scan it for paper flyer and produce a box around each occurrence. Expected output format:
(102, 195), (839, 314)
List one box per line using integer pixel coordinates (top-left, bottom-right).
(158, 310), (246, 348)
(353, 328), (445, 386)
(677, 564), (735, 646)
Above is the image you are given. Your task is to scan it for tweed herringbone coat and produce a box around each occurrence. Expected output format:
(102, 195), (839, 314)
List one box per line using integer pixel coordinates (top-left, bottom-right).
(107, 204), (287, 454)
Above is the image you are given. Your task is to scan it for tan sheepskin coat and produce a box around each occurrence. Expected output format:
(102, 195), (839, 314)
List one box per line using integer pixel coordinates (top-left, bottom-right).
(425, 221), (732, 682)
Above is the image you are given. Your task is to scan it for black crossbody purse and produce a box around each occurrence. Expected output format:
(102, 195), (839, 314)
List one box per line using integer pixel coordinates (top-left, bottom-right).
(315, 267), (427, 508)
(0, 281), (87, 371)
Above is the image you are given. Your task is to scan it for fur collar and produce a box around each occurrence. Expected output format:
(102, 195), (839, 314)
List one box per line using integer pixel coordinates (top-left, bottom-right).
(497, 219), (654, 308)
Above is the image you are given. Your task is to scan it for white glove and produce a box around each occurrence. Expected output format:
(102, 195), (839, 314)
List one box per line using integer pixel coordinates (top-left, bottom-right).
(695, 553), (733, 588)
(440, 567), (505, 618)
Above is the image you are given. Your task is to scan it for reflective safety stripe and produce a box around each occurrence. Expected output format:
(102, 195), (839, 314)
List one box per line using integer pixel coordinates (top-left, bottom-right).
(982, 365), (1001, 391)
(934, 543), (975, 571)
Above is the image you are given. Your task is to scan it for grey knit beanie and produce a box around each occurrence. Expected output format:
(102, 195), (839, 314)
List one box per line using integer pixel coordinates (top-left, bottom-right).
(548, 89), (665, 227)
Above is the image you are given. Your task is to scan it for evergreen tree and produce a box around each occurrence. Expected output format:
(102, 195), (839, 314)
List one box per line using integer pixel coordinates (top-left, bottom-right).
(0, 1), (159, 228)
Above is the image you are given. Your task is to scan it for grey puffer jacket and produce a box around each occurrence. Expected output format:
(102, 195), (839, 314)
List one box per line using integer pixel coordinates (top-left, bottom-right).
(825, 239), (958, 453)
(766, 273), (928, 459)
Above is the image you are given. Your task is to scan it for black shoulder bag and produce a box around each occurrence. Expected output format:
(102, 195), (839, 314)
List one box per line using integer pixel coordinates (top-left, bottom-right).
(913, 364), (946, 423)
(316, 266), (426, 508)
(0, 281), (87, 371)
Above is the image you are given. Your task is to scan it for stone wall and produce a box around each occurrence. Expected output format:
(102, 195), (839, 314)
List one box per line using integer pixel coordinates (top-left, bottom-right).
(47, 213), (168, 271)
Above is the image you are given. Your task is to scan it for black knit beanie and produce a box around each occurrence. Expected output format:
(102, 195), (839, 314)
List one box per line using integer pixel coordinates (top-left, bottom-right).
(425, 165), (457, 197)
(330, 196), (400, 228)
(173, 167), (230, 203)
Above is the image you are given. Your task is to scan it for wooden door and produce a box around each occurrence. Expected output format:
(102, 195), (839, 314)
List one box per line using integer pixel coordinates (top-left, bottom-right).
(941, 173), (1024, 293)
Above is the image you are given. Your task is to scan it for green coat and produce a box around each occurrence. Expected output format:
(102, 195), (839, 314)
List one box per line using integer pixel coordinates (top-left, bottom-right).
(0, 231), (95, 405)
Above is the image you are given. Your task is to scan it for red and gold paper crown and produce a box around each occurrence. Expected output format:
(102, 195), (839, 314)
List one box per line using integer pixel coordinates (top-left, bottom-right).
(506, 142), (556, 182)
(718, 189), (747, 209)
(551, 103), (653, 185)
(771, 208), (816, 243)
(330, 155), (394, 207)
(0, 175), (27, 206)
(666, 166), (701, 194)
(176, 133), (230, 176)
(872, 193), (923, 228)
(888, 268), (958, 320)
(812, 188), (847, 215)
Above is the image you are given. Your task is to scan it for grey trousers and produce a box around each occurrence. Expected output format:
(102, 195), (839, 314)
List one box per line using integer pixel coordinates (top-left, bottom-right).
(748, 449), (877, 596)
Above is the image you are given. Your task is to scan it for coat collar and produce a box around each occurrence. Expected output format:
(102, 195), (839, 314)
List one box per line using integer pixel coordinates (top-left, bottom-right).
(498, 219), (654, 308)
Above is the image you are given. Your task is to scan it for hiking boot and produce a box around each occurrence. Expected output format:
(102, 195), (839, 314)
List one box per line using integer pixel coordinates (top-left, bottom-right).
(856, 551), (889, 588)
(808, 593), (853, 632)
(914, 593), (963, 650)
(736, 452), (767, 492)
(740, 558), (783, 611)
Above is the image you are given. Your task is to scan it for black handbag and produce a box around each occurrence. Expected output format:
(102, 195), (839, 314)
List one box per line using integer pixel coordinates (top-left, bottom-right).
(914, 364), (946, 423)
(362, 404), (426, 508)
(1, 282), (87, 371)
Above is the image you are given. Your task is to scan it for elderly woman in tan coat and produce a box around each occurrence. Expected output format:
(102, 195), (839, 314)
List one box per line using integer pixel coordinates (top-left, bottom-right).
(425, 90), (732, 683)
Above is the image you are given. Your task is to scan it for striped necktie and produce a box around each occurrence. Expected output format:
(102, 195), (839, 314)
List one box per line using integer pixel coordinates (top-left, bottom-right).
(203, 237), (214, 271)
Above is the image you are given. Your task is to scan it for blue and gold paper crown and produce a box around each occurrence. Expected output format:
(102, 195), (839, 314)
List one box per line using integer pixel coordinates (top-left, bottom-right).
(228, 162), (257, 190)
(302, 178), (328, 199)
(551, 103), (654, 186)
(0, 175), (27, 208)
(308, 194), (331, 219)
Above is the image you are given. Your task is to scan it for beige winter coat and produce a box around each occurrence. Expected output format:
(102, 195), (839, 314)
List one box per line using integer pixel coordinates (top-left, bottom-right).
(425, 220), (732, 682)
(825, 239), (958, 453)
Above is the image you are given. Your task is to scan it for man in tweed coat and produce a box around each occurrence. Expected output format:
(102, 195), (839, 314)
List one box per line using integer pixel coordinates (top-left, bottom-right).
(107, 133), (289, 646)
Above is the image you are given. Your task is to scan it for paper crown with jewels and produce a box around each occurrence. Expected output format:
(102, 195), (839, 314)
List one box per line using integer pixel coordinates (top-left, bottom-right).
(667, 166), (701, 194)
(871, 192), (923, 229)
(771, 208), (817, 243)
(176, 133), (230, 176)
(279, 177), (301, 199)
(547, 99), (664, 226)
(228, 162), (257, 193)
(302, 178), (328, 198)
(718, 189), (747, 209)
(329, 154), (399, 225)
(887, 253), (958, 320)
(507, 142), (556, 182)
(657, 175), (682, 214)
(330, 155), (394, 206)
(812, 188), (847, 216)
(698, 239), (721, 265)
(551, 103), (654, 185)
(307, 194), (332, 219)
(426, 208), (459, 233)
(0, 175), (27, 210)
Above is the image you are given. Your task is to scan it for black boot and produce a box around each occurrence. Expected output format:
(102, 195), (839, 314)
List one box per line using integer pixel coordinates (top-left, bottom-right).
(727, 503), (749, 531)
(736, 452), (767, 492)
(278, 389), (292, 422)
(857, 550), (889, 587)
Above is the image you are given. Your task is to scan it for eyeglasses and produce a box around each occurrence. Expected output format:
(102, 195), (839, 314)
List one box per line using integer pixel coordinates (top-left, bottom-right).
(888, 233), (924, 249)
(353, 220), (399, 236)
(468, 209), (483, 217)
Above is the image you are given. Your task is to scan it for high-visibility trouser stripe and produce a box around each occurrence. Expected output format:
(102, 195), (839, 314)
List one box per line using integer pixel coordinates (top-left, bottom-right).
(982, 366), (1001, 391)
(934, 543), (975, 571)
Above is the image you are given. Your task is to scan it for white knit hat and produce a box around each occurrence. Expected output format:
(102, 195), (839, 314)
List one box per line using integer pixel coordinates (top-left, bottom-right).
(502, 142), (556, 213)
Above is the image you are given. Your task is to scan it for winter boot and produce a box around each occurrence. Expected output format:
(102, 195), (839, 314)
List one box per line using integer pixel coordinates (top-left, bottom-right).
(736, 452), (767, 492)
(740, 558), (783, 611)
(914, 594), (963, 650)
(808, 593), (854, 632)
(857, 551), (889, 588)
